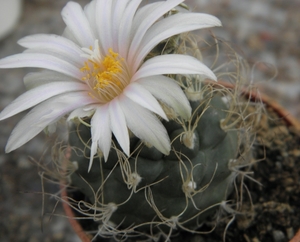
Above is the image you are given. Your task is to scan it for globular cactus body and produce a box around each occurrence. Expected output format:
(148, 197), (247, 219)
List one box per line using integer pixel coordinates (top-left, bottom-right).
(69, 91), (238, 238)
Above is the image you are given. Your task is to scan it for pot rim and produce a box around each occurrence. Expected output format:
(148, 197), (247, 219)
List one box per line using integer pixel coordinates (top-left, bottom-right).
(61, 188), (92, 242)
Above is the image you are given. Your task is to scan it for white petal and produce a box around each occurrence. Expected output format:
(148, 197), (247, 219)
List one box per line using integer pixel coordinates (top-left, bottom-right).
(138, 75), (191, 119)
(95, 0), (114, 53)
(61, 1), (95, 47)
(23, 71), (80, 89)
(23, 48), (82, 69)
(67, 105), (95, 121)
(0, 81), (89, 120)
(5, 92), (94, 152)
(0, 53), (82, 79)
(83, 0), (97, 39)
(62, 27), (79, 44)
(109, 98), (129, 156)
(132, 2), (163, 31)
(89, 140), (99, 172)
(132, 54), (217, 82)
(19, 34), (84, 67)
(119, 96), (170, 155)
(111, 0), (129, 51)
(128, 0), (183, 64)
(117, 0), (142, 58)
(132, 13), (222, 71)
(123, 82), (167, 120)
(90, 105), (111, 167)
(18, 34), (82, 57)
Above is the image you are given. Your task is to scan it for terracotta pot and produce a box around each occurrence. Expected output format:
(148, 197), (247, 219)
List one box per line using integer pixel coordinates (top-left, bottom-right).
(61, 82), (300, 242)
(61, 191), (91, 242)
(290, 229), (300, 242)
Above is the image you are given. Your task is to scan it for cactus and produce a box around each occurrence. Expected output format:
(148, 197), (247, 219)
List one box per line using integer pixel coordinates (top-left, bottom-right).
(62, 12), (251, 240)
(67, 84), (240, 240)
(0, 1), (255, 241)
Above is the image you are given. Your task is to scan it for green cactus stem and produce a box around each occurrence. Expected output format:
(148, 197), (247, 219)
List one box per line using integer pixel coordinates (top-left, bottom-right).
(67, 87), (240, 240)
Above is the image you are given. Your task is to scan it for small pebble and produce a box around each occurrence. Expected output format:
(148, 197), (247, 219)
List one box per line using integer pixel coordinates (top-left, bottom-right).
(191, 235), (205, 242)
(286, 227), (294, 240)
(275, 161), (282, 170)
(267, 223), (272, 231)
(251, 237), (260, 242)
(272, 230), (286, 242)
(285, 186), (294, 192)
(283, 177), (294, 186)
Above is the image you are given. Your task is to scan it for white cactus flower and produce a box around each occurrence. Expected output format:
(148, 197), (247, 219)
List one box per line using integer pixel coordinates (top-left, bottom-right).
(0, 0), (221, 166)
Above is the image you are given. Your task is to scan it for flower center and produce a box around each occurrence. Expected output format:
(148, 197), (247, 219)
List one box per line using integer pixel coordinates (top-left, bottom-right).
(80, 41), (129, 103)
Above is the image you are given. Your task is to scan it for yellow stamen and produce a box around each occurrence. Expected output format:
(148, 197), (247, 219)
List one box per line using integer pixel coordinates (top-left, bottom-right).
(80, 46), (127, 102)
